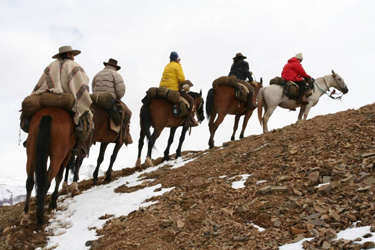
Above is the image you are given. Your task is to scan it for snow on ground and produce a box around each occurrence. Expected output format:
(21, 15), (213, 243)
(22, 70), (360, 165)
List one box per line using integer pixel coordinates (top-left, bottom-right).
(230, 174), (252, 189)
(42, 156), (198, 250)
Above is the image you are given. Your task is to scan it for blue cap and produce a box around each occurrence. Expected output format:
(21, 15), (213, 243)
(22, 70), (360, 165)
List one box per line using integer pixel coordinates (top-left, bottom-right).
(170, 51), (179, 61)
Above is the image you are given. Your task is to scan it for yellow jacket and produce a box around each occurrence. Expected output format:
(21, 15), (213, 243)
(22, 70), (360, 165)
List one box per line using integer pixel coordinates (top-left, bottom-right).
(159, 61), (185, 91)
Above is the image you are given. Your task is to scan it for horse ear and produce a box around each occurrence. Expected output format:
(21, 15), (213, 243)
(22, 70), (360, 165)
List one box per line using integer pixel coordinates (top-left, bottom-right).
(332, 69), (336, 75)
(260, 77), (263, 85)
(199, 89), (202, 96)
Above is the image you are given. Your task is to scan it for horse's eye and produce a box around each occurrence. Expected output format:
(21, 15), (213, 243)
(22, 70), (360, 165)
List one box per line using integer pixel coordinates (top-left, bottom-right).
(338, 78), (341, 81)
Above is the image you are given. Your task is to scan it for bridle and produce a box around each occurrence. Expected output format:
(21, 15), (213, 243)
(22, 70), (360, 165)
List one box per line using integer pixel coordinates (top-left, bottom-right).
(194, 96), (204, 123)
(316, 74), (344, 100)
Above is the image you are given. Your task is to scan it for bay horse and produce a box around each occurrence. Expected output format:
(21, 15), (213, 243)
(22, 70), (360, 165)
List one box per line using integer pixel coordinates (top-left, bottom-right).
(257, 70), (349, 133)
(135, 91), (204, 168)
(63, 102), (131, 194)
(206, 79), (263, 149)
(21, 108), (76, 225)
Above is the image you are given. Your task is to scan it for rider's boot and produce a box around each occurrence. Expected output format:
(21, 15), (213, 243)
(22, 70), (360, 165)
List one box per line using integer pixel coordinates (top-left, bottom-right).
(184, 112), (198, 127)
(246, 92), (257, 110)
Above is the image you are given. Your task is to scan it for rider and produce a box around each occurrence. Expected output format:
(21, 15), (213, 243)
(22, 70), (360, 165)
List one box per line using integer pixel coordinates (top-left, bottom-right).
(228, 52), (257, 109)
(92, 58), (132, 144)
(31, 45), (93, 154)
(160, 51), (198, 127)
(281, 53), (312, 104)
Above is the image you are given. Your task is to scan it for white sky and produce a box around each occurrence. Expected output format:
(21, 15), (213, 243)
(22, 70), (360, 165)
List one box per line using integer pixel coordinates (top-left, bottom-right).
(0, 0), (374, 189)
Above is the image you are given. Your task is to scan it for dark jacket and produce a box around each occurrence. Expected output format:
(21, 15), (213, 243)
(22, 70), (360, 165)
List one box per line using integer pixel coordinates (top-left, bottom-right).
(281, 57), (311, 82)
(228, 59), (253, 82)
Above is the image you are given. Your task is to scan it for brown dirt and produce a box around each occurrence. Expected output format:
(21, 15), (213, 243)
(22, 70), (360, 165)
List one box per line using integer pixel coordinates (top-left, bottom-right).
(1, 103), (375, 250)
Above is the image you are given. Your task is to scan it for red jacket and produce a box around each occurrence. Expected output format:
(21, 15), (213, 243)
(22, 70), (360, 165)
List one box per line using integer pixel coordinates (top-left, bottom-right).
(281, 57), (311, 82)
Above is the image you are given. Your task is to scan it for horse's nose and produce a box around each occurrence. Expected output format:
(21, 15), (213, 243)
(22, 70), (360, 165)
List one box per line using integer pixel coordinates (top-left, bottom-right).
(343, 87), (349, 94)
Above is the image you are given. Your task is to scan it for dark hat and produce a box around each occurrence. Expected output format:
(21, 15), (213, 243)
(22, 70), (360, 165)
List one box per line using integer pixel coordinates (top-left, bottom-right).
(233, 53), (247, 59)
(52, 45), (81, 59)
(170, 51), (179, 61)
(103, 58), (121, 70)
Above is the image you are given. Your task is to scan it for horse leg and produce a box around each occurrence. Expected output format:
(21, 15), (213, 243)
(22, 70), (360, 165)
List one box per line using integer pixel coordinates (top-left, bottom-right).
(164, 127), (177, 161)
(21, 157), (35, 225)
(70, 156), (83, 196)
(146, 128), (163, 167)
(93, 143), (108, 182)
(104, 142), (123, 182)
(208, 113), (226, 149)
(302, 105), (313, 120)
(231, 115), (241, 141)
(262, 106), (277, 133)
(208, 113), (217, 149)
(49, 161), (67, 209)
(176, 126), (189, 158)
(136, 130), (146, 168)
(62, 155), (75, 194)
(239, 110), (254, 139)
(298, 106), (306, 120)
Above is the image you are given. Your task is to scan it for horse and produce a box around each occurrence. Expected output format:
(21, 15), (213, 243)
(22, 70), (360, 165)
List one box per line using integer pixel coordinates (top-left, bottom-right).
(63, 102), (131, 194)
(205, 79), (263, 149)
(21, 108), (76, 225)
(257, 70), (349, 133)
(135, 91), (204, 168)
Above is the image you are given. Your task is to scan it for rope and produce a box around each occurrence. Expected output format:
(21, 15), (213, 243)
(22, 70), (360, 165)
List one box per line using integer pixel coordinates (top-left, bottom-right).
(314, 80), (343, 100)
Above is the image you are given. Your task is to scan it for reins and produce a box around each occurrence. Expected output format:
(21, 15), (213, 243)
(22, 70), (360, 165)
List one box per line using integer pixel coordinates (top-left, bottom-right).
(315, 76), (344, 100)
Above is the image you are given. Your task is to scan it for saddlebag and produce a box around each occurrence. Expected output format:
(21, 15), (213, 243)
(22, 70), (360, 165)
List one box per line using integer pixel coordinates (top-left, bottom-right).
(146, 87), (180, 104)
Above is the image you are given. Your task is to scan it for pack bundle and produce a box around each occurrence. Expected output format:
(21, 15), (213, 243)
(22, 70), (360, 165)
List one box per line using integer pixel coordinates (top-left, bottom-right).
(212, 75), (238, 88)
(21, 92), (74, 118)
(146, 87), (180, 103)
(90, 92), (115, 109)
(269, 76), (286, 86)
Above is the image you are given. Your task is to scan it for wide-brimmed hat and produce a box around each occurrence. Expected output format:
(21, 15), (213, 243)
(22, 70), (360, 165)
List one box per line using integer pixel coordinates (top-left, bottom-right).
(295, 53), (303, 60)
(52, 45), (81, 59)
(233, 52), (247, 59)
(103, 58), (121, 70)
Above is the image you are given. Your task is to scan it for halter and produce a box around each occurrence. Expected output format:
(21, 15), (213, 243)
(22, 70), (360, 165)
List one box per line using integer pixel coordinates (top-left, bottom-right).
(315, 75), (344, 100)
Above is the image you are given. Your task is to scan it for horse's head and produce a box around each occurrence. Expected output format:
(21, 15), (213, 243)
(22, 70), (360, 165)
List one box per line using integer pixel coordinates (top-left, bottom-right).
(251, 77), (264, 102)
(189, 90), (205, 123)
(330, 70), (349, 94)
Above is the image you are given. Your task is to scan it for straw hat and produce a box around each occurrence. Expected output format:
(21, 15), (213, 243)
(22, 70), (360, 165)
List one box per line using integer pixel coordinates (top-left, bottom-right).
(103, 58), (121, 70)
(233, 53), (247, 59)
(52, 46), (81, 59)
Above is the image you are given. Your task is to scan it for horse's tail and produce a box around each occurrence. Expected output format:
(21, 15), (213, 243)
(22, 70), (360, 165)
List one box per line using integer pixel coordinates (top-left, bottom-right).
(140, 96), (152, 140)
(206, 88), (215, 120)
(257, 88), (265, 126)
(35, 115), (52, 224)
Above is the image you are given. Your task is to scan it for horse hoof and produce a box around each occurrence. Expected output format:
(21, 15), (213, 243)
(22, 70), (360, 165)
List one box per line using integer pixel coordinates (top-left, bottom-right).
(70, 182), (80, 196)
(21, 212), (29, 225)
(145, 157), (154, 167)
(135, 158), (141, 168)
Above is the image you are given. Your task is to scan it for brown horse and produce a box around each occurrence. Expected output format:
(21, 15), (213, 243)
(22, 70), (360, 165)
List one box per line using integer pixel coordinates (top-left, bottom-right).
(206, 79), (263, 148)
(63, 102), (131, 193)
(21, 108), (76, 225)
(136, 91), (204, 168)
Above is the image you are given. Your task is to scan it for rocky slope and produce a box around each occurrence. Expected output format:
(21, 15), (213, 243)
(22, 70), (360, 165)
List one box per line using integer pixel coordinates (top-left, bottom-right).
(1, 102), (375, 250)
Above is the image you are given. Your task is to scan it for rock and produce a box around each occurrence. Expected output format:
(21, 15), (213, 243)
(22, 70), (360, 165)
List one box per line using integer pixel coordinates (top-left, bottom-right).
(322, 176), (331, 184)
(270, 186), (289, 193)
(257, 186), (272, 195)
(308, 171), (320, 186)
(291, 227), (306, 235)
(159, 220), (173, 228)
(177, 219), (185, 228)
(291, 234), (305, 243)
(303, 213), (321, 220)
(307, 219), (326, 226)
(322, 241), (331, 249)
(362, 241), (375, 249)
(317, 184), (332, 196)
(357, 186), (371, 192)
(346, 213), (357, 222)
(273, 220), (281, 228)
(325, 228), (337, 240)
(329, 211), (341, 221)
(361, 152), (375, 158)
(363, 233), (373, 238)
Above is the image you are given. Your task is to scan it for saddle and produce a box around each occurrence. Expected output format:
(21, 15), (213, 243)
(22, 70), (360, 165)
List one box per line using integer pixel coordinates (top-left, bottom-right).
(20, 92), (75, 133)
(269, 77), (313, 99)
(212, 76), (254, 102)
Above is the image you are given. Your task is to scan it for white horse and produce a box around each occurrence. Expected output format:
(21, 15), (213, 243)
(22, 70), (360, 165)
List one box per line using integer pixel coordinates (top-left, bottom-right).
(257, 70), (349, 133)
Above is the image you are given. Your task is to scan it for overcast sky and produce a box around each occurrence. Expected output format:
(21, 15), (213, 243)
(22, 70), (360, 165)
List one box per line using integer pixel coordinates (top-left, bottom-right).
(0, 0), (374, 181)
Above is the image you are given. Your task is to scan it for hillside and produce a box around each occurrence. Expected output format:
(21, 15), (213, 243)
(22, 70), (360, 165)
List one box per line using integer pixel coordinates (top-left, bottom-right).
(1, 103), (375, 250)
